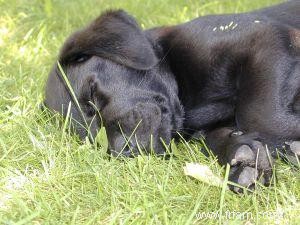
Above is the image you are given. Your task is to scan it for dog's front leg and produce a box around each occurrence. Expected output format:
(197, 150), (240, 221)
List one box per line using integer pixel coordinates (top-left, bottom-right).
(205, 127), (273, 193)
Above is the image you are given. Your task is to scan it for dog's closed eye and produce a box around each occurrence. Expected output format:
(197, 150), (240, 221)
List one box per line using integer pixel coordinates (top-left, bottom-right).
(67, 54), (91, 64)
(76, 55), (90, 63)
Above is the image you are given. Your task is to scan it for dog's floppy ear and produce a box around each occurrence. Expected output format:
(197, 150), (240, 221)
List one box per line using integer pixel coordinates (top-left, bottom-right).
(60, 10), (158, 70)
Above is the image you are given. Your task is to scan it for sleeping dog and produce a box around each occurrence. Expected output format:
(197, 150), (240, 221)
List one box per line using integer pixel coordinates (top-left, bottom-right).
(45, 1), (300, 192)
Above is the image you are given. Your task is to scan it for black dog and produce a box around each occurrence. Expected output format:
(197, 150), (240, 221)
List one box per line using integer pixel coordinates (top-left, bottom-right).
(45, 1), (300, 192)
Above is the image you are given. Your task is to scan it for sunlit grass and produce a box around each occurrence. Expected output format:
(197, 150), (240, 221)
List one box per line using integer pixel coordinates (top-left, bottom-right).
(0, 0), (299, 224)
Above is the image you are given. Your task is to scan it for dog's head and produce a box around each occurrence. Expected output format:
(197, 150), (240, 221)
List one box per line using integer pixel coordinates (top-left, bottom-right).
(44, 10), (184, 156)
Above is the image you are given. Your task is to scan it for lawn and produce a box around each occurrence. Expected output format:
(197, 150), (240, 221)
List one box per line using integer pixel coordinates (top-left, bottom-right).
(0, 0), (299, 224)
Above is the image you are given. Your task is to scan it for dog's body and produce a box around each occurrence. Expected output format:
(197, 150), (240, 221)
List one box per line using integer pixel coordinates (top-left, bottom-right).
(45, 1), (300, 192)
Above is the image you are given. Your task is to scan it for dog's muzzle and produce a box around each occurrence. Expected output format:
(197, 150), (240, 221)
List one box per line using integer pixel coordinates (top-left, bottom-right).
(105, 100), (172, 157)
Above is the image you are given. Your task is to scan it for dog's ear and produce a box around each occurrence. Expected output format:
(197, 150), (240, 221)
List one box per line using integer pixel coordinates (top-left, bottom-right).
(60, 10), (158, 70)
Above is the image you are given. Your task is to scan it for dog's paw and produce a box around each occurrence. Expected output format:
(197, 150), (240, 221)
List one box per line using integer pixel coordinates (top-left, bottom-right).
(285, 141), (300, 156)
(224, 132), (273, 193)
(280, 141), (300, 167)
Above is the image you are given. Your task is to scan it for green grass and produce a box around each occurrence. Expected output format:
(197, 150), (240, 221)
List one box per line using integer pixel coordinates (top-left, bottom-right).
(0, 0), (299, 224)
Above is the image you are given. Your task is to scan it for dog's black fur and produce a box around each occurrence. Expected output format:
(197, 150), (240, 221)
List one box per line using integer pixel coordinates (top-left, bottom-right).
(45, 1), (300, 192)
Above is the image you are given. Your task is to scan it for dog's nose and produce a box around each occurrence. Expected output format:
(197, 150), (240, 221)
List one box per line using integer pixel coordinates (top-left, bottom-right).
(108, 145), (140, 158)
(110, 148), (139, 158)
(108, 133), (142, 157)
